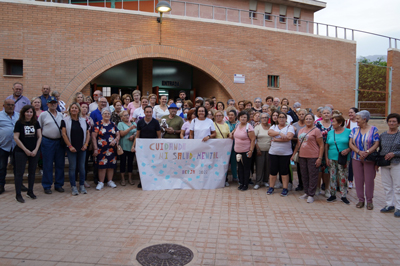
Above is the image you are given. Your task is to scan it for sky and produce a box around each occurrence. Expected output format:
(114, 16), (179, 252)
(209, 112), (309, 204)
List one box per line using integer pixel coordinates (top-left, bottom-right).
(314, 0), (400, 58)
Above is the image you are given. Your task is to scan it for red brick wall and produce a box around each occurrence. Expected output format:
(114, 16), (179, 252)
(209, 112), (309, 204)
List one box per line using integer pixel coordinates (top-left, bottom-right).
(0, 1), (355, 114)
(387, 48), (400, 115)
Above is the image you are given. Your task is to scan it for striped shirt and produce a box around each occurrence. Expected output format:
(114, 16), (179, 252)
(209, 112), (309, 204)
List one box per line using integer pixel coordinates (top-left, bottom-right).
(349, 126), (380, 161)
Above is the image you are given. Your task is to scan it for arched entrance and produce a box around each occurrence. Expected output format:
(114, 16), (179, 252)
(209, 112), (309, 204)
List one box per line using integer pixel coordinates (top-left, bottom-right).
(62, 45), (242, 104)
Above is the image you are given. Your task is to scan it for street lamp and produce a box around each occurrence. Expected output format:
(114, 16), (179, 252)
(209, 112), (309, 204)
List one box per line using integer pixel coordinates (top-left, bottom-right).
(156, 1), (172, 24)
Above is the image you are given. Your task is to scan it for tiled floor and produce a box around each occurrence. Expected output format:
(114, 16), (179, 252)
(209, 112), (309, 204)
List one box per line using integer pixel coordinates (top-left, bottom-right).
(1, 172), (400, 266)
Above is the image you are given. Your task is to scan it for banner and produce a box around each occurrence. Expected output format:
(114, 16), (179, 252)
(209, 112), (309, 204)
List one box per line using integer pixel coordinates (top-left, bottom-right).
(136, 139), (233, 191)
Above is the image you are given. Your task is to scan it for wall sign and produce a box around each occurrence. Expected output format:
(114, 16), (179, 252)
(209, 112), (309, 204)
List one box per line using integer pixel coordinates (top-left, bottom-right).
(234, 74), (245, 83)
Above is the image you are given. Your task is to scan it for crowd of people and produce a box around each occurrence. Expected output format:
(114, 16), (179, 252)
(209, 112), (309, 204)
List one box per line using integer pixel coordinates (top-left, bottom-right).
(1, 82), (399, 218)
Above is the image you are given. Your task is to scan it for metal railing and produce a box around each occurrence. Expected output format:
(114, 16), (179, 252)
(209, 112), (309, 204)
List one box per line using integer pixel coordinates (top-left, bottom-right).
(42, 0), (399, 48)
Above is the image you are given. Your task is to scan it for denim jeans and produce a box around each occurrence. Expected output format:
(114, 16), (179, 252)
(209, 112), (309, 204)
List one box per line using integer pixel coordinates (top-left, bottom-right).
(41, 137), (65, 190)
(0, 148), (10, 187)
(14, 151), (40, 195)
(67, 149), (86, 187)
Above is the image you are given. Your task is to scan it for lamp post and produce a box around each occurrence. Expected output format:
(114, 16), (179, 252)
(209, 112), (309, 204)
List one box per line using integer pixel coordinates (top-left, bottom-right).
(156, 1), (172, 24)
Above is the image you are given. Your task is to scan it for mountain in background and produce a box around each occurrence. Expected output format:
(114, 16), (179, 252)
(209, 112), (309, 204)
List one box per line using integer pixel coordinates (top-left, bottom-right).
(357, 55), (387, 62)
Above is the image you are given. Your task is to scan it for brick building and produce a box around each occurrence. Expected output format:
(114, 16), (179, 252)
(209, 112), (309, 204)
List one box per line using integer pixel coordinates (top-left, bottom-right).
(1, 0), (397, 114)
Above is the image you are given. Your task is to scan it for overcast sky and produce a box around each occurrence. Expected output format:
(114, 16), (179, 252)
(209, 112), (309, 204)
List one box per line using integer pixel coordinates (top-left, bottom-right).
(314, 0), (400, 57)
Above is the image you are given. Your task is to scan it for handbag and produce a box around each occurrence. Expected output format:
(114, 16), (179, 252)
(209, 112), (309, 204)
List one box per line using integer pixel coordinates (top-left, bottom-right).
(117, 145), (124, 156)
(334, 131), (348, 166)
(376, 131), (399, 166)
(293, 127), (316, 163)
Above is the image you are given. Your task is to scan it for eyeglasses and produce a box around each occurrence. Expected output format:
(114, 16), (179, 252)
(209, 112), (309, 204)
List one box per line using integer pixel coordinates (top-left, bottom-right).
(215, 115), (224, 117)
(261, 117), (268, 119)
(93, 94), (99, 96)
(278, 116), (286, 119)
(100, 101), (108, 104)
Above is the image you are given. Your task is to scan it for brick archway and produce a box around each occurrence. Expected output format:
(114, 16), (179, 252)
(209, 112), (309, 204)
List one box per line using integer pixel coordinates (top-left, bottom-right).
(63, 45), (242, 103)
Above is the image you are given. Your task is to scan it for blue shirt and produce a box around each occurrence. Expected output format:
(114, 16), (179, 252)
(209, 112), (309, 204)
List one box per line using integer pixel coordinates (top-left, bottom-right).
(6, 95), (30, 113)
(0, 110), (20, 152)
(39, 95), (50, 111)
(90, 109), (103, 127)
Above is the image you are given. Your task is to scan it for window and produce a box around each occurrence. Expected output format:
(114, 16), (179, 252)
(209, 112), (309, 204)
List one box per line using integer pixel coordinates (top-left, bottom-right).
(294, 7), (301, 25)
(294, 18), (299, 25)
(102, 87), (111, 97)
(268, 75), (279, 88)
(279, 5), (287, 23)
(249, 11), (256, 18)
(279, 15), (286, 23)
(249, 0), (257, 19)
(264, 12), (271, 21)
(3, 59), (23, 76)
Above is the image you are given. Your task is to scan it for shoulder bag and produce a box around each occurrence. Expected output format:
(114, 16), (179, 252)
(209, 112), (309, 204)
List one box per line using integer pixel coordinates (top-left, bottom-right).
(292, 127), (316, 163)
(334, 131), (348, 165)
(215, 123), (225, 139)
(47, 111), (66, 147)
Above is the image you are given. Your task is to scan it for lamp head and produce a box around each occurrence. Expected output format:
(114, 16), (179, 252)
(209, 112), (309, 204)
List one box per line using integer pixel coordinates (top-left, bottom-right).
(156, 1), (171, 13)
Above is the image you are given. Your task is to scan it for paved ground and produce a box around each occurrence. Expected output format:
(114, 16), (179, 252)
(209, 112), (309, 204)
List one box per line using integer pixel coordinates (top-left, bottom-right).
(1, 171), (400, 266)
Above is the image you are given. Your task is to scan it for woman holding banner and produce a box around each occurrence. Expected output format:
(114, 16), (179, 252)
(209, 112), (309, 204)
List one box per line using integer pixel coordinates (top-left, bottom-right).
(231, 111), (256, 191)
(189, 106), (216, 141)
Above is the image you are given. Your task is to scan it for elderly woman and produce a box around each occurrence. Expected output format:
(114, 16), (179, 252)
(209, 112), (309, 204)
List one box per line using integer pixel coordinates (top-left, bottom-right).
(13, 105), (42, 203)
(244, 101), (253, 110)
(216, 102), (225, 114)
(349, 110), (380, 210)
(315, 106), (323, 122)
(111, 100), (123, 125)
(345, 107), (359, 189)
(132, 96), (149, 122)
(32, 97), (43, 118)
(61, 103), (90, 196)
(231, 111), (256, 191)
(253, 97), (263, 113)
(184, 100), (194, 109)
(315, 106), (333, 197)
(118, 110), (137, 186)
(288, 102), (301, 123)
(325, 115), (351, 204)
(253, 112), (261, 127)
(292, 109), (307, 191)
(92, 108), (120, 191)
(127, 90), (141, 122)
(291, 113), (323, 203)
(280, 105), (293, 124)
(148, 93), (157, 108)
(227, 99), (235, 108)
(265, 96), (273, 106)
(214, 110), (230, 139)
(254, 113), (271, 189)
(109, 94), (120, 112)
(189, 106), (216, 140)
(122, 94), (131, 111)
(181, 109), (196, 139)
(73, 92), (84, 104)
(261, 105), (269, 114)
(51, 90), (66, 113)
(237, 100), (245, 112)
(267, 112), (295, 196)
(378, 113), (400, 216)
(153, 95), (169, 121)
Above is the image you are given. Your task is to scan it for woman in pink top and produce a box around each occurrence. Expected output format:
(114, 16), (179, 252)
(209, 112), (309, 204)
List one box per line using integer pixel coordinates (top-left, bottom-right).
(127, 90), (141, 122)
(231, 111), (256, 191)
(291, 113), (324, 203)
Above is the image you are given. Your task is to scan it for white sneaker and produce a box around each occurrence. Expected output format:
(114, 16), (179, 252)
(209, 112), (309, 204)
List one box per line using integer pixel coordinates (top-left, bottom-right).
(274, 181), (283, 189)
(324, 190), (331, 198)
(253, 184), (260, 190)
(107, 180), (117, 188)
(315, 188), (321, 195)
(299, 193), (308, 199)
(288, 183), (292, 191)
(225, 182), (230, 187)
(307, 196), (314, 203)
(264, 182), (269, 187)
(348, 181), (353, 189)
(96, 182), (104, 191)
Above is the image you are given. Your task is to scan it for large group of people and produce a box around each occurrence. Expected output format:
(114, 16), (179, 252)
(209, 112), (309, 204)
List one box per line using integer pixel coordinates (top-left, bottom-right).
(1, 82), (400, 218)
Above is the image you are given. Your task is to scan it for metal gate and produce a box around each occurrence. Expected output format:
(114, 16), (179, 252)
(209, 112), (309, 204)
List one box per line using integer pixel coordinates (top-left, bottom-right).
(355, 62), (392, 118)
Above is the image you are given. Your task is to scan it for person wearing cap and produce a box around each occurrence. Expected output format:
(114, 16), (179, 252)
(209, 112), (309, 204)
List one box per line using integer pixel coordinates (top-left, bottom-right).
(6, 82), (30, 113)
(195, 97), (204, 107)
(38, 96), (65, 194)
(160, 103), (184, 139)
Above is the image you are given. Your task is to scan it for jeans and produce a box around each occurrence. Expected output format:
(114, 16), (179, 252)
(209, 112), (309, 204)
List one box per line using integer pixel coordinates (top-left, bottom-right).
(14, 151), (40, 195)
(0, 148), (11, 187)
(41, 137), (65, 190)
(237, 152), (251, 187)
(120, 151), (135, 173)
(67, 150), (86, 187)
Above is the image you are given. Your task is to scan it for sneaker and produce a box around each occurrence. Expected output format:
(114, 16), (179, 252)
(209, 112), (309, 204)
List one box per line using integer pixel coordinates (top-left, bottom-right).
(324, 190), (331, 198)
(307, 196), (314, 203)
(84, 181), (91, 188)
(295, 186), (303, 191)
(348, 181), (353, 189)
(15, 195), (25, 203)
(225, 182), (230, 187)
(280, 188), (289, 197)
(380, 206), (395, 213)
(299, 193), (308, 199)
(327, 195), (337, 203)
(96, 182), (104, 191)
(44, 189), (52, 194)
(71, 186), (79, 196)
(274, 181), (282, 189)
(238, 184), (244, 190)
(341, 197), (350, 205)
(264, 182), (269, 187)
(26, 192), (37, 199)
(79, 185), (87, 194)
(288, 183), (292, 191)
(253, 184), (260, 190)
(39, 169), (43, 175)
(266, 187), (274, 195)
(315, 188), (321, 195)
(107, 180), (117, 188)
(395, 209), (400, 218)
(240, 185), (248, 191)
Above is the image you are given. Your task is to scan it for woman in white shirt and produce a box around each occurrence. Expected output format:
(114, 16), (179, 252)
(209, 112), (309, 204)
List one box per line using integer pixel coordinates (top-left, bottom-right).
(189, 106), (216, 141)
(132, 96), (148, 122)
(153, 95), (169, 120)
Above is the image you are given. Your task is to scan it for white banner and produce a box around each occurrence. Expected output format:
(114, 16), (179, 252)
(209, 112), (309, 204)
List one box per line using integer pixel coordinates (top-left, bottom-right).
(136, 139), (233, 191)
